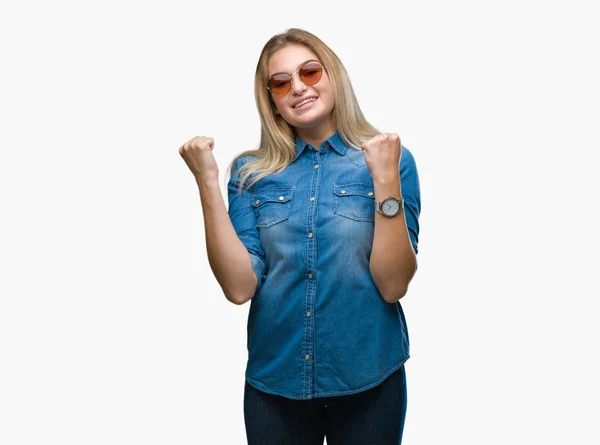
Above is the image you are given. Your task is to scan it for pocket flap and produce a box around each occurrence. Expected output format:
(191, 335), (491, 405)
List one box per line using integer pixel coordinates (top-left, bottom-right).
(333, 183), (375, 199)
(252, 187), (295, 208)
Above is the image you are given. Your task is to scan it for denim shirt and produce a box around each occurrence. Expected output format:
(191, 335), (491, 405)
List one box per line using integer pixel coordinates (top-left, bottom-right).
(227, 131), (421, 400)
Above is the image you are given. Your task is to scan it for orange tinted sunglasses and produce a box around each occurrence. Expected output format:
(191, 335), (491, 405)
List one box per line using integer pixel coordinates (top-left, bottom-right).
(267, 61), (324, 95)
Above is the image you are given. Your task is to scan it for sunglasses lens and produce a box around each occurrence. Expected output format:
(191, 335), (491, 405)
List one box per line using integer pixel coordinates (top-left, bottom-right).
(268, 75), (291, 95)
(299, 62), (323, 85)
(267, 62), (323, 95)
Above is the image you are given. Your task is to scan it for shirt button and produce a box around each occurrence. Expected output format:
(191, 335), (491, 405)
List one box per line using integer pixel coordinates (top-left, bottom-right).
(314, 164), (319, 169)
(305, 354), (310, 360)
(278, 196), (284, 201)
(255, 199), (260, 205)
(306, 312), (311, 317)
(308, 232), (313, 238)
(308, 273), (313, 279)
(341, 190), (346, 194)
(310, 197), (315, 201)
(368, 192), (373, 196)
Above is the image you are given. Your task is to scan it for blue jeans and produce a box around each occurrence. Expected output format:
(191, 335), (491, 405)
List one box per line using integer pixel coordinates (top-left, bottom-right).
(243, 365), (407, 445)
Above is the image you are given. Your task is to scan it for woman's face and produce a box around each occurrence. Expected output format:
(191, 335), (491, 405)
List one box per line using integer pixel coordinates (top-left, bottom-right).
(267, 45), (335, 132)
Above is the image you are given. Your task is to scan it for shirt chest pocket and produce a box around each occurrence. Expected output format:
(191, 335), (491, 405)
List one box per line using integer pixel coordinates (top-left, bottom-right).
(251, 187), (295, 228)
(333, 182), (375, 222)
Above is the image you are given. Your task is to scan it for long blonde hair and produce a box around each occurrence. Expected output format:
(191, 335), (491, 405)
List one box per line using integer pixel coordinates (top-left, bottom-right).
(227, 28), (380, 193)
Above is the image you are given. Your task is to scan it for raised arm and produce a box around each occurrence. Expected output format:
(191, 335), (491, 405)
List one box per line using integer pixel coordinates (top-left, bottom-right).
(180, 136), (262, 305)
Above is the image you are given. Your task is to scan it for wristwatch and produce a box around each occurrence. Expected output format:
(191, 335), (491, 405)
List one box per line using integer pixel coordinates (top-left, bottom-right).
(374, 196), (404, 217)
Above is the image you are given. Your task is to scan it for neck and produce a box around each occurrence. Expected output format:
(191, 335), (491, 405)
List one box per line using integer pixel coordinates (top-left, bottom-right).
(295, 120), (336, 151)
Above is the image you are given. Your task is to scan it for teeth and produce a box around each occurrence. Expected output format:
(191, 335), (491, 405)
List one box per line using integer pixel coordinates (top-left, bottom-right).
(294, 97), (316, 108)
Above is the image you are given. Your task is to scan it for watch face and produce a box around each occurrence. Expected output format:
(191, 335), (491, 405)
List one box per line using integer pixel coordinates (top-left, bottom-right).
(382, 198), (401, 216)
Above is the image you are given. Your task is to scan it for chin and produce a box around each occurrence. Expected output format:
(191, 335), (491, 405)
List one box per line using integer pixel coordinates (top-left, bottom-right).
(287, 111), (325, 126)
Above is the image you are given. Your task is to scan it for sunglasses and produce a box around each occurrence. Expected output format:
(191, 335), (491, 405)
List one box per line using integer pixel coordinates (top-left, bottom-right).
(267, 61), (324, 95)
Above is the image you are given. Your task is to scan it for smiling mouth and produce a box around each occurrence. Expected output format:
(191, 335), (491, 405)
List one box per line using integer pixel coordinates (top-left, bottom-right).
(293, 97), (318, 110)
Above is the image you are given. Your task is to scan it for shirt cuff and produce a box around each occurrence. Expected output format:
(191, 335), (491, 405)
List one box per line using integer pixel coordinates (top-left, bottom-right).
(249, 252), (266, 293)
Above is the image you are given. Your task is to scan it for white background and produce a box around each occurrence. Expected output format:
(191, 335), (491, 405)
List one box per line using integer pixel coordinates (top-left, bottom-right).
(1, 0), (599, 443)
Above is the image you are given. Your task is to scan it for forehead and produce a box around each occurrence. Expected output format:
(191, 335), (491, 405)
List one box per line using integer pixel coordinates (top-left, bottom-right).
(268, 45), (319, 76)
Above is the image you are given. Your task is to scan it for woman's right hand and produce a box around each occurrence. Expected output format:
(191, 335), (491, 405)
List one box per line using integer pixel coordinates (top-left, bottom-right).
(179, 136), (219, 182)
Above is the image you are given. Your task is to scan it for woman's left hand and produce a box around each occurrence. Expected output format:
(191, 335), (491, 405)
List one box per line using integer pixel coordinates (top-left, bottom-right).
(361, 133), (403, 183)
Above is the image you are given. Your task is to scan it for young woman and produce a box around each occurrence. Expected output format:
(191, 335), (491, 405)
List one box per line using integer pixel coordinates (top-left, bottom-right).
(179, 28), (421, 445)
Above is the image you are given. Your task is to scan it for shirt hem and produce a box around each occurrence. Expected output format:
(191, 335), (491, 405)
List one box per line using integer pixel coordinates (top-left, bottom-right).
(245, 355), (410, 401)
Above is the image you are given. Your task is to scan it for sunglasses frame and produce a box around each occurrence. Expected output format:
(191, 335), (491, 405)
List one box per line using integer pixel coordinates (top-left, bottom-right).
(266, 61), (325, 95)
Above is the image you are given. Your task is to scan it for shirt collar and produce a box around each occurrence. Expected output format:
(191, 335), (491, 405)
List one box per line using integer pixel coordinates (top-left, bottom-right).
(293, 131), (348, 162)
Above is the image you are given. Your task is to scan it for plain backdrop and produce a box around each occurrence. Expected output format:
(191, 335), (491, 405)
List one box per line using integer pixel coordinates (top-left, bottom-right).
(1, 0), (599, 444)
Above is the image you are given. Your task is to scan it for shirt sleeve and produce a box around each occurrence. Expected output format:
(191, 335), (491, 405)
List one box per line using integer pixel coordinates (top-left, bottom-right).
(399, 146), (421, 267)
(227, 157), (267, 294)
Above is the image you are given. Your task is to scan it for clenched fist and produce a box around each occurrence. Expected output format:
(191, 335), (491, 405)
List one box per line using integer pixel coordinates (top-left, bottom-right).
(179, 136), (219, 182)
(361, 133), (402, 183)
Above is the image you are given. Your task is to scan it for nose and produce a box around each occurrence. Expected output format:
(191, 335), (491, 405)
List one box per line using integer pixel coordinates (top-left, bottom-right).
(290, 72), (308, 95)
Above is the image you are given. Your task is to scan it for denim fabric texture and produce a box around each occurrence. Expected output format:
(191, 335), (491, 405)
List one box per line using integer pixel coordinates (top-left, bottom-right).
(227, 131), (421, 400)
(243, 364), (407, 445)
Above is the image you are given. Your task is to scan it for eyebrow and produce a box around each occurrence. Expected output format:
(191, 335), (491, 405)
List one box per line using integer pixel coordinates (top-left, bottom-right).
(269, 59), (320, 77)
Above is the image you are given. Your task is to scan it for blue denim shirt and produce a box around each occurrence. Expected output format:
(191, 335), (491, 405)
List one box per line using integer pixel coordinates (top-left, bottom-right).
(227, 131), (421, 400)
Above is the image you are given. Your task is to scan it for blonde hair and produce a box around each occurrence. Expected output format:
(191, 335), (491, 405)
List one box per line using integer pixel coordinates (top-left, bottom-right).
(227, 28), (380, 193)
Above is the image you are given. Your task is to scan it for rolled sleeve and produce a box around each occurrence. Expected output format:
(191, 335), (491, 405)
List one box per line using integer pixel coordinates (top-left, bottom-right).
(399, 146), (421, 266)
(227, 158), (267, 293)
